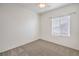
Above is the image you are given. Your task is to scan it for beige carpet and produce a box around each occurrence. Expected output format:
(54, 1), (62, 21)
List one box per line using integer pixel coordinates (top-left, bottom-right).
(0, 39), (79, 56)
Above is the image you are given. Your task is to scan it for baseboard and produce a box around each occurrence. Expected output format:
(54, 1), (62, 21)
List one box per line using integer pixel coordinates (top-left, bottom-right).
(1, 38), (79, 53)
(0, 38), (39, 53)
(40, 38), (79, 51)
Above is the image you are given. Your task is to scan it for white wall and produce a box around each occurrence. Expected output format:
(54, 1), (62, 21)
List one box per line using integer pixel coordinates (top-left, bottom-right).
(0, 4), (39, 53)
(40, 4), (79, 50)
(0, 3), (79, 53)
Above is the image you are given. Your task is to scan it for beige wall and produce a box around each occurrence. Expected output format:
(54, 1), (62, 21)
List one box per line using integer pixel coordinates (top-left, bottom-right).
(0, 4), (39, 53)
(40, 4), (79, 50)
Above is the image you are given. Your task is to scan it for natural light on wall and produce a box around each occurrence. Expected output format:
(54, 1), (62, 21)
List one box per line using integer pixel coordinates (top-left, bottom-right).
(52, 15), (70, 37)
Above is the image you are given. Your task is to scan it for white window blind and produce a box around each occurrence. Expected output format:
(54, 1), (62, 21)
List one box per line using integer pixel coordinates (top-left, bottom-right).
(52, 15), (70, 36)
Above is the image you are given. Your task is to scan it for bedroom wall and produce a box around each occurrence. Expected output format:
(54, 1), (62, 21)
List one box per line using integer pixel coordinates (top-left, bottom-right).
(40, 4), (79, 50)
(0, 4), (39, 53)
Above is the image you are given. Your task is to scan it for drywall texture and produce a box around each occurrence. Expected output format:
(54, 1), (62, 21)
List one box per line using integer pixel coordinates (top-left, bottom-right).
(0, 4), (39, 53)
(40, 4), (79, 50)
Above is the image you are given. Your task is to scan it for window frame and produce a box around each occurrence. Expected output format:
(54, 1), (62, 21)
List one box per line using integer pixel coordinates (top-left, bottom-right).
(52, 15), (70, 37)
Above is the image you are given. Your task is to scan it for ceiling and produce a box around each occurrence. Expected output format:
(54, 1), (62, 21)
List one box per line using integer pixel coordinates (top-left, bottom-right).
(19, 3), (70, 14)
(0, 3), (70, 14)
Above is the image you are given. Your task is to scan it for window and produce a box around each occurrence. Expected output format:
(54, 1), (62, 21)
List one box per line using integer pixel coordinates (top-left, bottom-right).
(52, 15), (70, 36)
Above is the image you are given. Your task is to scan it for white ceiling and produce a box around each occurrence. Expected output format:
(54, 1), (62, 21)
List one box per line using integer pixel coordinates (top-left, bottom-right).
(19, 3), (70, 14)
(0, 3), (70, 14)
